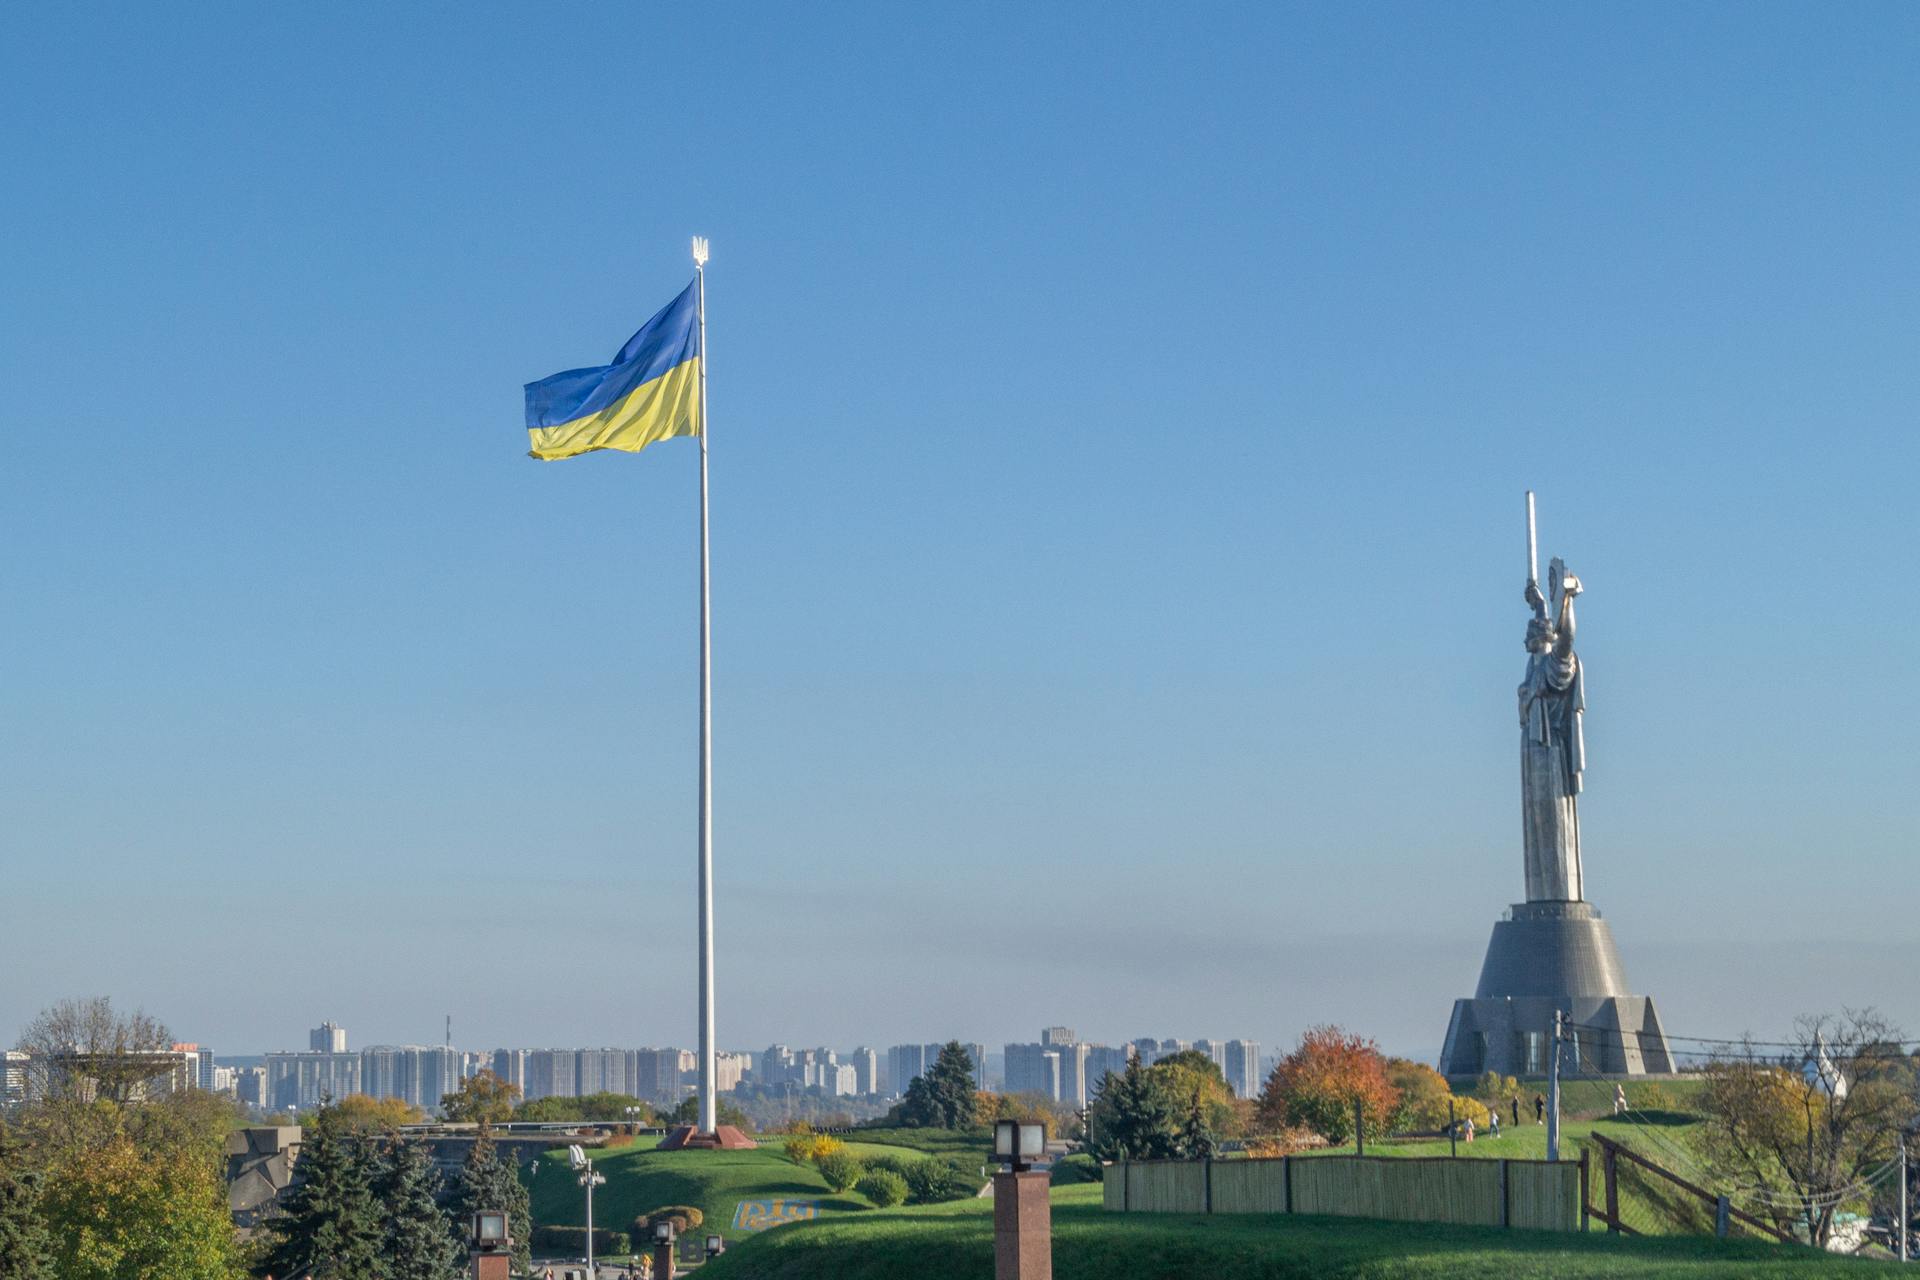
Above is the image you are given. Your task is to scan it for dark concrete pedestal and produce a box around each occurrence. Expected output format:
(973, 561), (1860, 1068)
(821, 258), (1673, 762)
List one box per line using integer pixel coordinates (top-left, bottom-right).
(1440, 901), (1675, 1077)
(993, 1171), (1052, 1280)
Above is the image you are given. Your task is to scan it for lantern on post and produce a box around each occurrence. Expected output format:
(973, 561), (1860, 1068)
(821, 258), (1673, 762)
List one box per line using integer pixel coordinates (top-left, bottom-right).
(993, 1119), (1047, 1173)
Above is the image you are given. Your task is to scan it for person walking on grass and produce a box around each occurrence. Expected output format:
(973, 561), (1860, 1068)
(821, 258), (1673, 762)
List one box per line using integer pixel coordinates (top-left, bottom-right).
(1534, 1093), (1545, 1124)
(1464, 1116), (1475, 1143)
(1511, 1097), (1520, 1127)
(1488, 1107), (1500, 1138)
(1614, 1083), (1627, 1116)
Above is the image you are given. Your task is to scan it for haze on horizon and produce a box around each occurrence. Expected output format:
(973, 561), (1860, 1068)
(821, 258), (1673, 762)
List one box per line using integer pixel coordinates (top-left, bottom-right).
(4, 2), (1916, 1066)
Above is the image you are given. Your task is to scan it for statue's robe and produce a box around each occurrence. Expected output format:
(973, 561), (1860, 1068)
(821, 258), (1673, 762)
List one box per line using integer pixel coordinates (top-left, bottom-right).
(1519, 645), (1584, 902)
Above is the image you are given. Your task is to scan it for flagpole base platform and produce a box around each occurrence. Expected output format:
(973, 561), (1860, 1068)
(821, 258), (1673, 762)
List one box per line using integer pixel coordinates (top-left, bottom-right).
(658, 1124), (757, 1151)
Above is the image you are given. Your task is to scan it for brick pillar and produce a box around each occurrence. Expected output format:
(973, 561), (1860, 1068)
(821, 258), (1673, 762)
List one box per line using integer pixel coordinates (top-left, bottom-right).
(469, 1254), (510, 1280)
(993, 1171), (1052, 1280)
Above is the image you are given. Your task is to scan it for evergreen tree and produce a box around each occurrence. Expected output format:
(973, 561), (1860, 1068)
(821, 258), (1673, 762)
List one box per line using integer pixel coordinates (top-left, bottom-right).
(1088, 1057), (1178, 1161)
(380, 1138), (463, 1280)
(266, 1104), (387, 1279)
(1179, 1086), (1217, 1159)
(453, 1130), (531, 1276)
(0, 1122), (53, 1280)
(899, 1042), (978, 1129)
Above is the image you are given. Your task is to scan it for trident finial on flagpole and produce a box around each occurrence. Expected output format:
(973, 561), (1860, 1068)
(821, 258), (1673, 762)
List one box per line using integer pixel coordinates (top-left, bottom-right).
(691, 236), (710, 267)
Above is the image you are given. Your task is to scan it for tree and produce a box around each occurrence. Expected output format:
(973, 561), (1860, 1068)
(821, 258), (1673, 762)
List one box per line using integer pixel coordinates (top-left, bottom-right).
(0, 1121), (53, 1280)
(452, 1129), (532, 1276)
(380, 1137), (463, 1280)
(1695, 1011), (1919, 1246)
(1179, 1087), (1217, 1159)
(1385, 1058), (1485, 1133)
(332, 1093), (425, 1134)
(264, 1103), (387, 1279)
(441, 1070), (520, 1126)
(518, 1091), (652, 1124)
(1258, 1026), (1400, 1146)
(897, 1042), (978, 1129)
(15, 997), (173, 1104)
(1151, 1053), (1241, 1143)
(40, 1137), (243, 1280)
(662, 1095), (747, 1130)
(1086, 1058), (1179, 1161)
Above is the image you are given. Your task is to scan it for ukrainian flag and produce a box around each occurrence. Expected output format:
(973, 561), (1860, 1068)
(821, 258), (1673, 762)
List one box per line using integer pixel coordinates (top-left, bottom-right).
(525, 281), (701, 460)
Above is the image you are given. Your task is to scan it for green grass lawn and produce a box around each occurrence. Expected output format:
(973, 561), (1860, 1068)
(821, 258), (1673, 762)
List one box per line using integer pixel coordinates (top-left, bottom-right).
(699, 1183), (1903, 1279)
(843, 1125), (993, 1163)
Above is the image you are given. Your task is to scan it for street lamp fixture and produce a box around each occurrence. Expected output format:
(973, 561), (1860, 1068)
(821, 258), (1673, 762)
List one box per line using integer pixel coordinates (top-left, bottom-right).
(472, 1209), (509, 1250)
(568, 1146), (606, 1278)
(994, 1119), (1047, 1173)
(705, 1233), (725, 1259)
(653, 1219), (677, 1245)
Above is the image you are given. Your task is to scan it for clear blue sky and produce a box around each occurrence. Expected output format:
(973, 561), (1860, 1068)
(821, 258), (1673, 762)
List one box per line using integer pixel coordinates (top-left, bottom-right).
(4, 3), (1916, 1063)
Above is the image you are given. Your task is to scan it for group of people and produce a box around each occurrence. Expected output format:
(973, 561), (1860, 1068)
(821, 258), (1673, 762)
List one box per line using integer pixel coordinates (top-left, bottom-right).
(1450, 1085), (1629, 1142)
(1446, 1091), (1555, 1143)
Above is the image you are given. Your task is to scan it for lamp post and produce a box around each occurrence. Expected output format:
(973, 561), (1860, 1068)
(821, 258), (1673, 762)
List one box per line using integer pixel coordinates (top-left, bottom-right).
(651, 1218), (677, 1280)
(624, 1105), (645, 1134)
(991, 1120), (1051, 1280)
(567, 1145), (605, 1280)
(468, 1208), (511, 1280)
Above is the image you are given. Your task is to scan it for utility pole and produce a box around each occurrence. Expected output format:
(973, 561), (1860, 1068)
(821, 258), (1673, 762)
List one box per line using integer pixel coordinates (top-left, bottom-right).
(1546, 1009), (1563, 1163)
(1900, 1128), (1910, 1263)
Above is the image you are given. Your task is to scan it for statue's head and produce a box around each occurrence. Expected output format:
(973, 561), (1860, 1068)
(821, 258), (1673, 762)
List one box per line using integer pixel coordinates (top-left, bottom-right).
(1525, 618), (1554, 654)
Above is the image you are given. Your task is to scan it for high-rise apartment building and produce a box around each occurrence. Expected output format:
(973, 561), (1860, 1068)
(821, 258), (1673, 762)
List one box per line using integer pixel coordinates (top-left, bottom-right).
(848, 1047), (878, 1096)
(264, 1051), (360, 1111)
(1003, 1042), (1061, 1099)
(1041, 1027), (1076, 1047)
(1224, 1040), (1261, 1099)
(310, 1022), (347, 1054)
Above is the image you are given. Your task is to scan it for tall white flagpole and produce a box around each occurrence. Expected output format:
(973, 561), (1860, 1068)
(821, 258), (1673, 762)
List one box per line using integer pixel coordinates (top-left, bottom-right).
(692, 234), (716, 1135)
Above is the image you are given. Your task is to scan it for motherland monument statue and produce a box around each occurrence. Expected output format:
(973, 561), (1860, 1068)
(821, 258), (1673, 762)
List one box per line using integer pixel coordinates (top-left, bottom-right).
(1438, 493), (1675, 1078)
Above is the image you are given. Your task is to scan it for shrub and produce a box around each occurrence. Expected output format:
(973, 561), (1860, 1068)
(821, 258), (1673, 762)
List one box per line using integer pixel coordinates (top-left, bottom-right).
(903, 1155), (977, 1204)
(634, 1205), (703, 1239)
(784, 1131), (845, 1165)
(1050, 1153), (1101, 1184)
(855, 1169), (908, 1207)
(861, 1152), (915, 1179)
(815, 1150), (863, 1192)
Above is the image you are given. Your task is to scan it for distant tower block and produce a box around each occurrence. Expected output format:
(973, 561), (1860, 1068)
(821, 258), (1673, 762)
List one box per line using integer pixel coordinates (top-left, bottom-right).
(1439, 495), (1675, 1079)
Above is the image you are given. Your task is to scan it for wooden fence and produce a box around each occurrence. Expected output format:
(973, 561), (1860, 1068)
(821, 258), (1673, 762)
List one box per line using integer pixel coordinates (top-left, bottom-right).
(1103, 1155), (1580, 1232)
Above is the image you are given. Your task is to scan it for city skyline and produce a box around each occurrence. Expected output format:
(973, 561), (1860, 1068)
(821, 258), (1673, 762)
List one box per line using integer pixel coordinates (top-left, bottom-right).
(5, 4), (1918, 1064)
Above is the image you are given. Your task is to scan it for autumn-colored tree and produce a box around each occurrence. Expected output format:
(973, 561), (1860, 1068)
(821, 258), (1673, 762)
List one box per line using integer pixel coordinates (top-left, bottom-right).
(1696, 1012), (1919, 1246)
(441, 1069), (520, 1127)
(1384, 1058), (1487, 1133)
(331, 1092), (425, 1134)
(40, 1137), (243, 1280)
(1258, 1026), (1400, 1146)
(1153, 1051), (1243, 1141)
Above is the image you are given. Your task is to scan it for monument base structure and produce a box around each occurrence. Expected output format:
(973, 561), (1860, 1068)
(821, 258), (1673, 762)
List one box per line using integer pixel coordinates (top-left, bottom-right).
(1440, 900), (1675, 1077)
(657, 1124), (757, 1151)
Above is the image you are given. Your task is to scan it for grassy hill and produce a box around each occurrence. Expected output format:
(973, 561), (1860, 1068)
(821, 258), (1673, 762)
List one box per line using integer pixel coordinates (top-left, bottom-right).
(528, 1131), (985, 1249)
(698, 1183), (1904, 1279)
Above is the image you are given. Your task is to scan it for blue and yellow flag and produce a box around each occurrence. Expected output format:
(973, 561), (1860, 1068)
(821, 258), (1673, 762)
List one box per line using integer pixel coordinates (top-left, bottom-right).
(525, 281), (701, 460)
